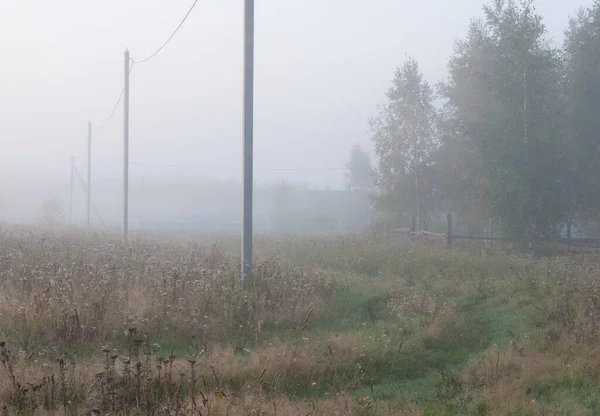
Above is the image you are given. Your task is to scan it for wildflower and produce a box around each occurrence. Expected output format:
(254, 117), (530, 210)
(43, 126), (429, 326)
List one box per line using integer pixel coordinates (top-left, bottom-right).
(362, 396), (372, 407)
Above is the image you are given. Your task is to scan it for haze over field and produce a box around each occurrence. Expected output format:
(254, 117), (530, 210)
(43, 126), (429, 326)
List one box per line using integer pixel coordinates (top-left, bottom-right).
(0, 1), (589, 203)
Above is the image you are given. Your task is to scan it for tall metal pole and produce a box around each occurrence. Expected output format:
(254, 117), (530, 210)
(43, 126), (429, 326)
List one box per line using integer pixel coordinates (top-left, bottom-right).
(123, 49), (130, 243)
(87, 121), (92, 227)
(69, 156), (74, 224)
(242, 0), (254, 284)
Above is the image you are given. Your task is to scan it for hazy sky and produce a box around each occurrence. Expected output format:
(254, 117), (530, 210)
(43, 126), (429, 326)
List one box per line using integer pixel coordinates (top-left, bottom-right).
(0, 0), (592, 192)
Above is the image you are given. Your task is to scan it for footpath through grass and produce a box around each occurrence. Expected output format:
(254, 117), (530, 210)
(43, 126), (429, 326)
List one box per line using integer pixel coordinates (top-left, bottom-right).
(272, 237), (600, 414)
(2, 229), (600, 414)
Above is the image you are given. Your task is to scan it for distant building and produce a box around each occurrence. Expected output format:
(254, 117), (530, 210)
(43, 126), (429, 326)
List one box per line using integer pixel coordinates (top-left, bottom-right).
(127, 181), (373, 236)
(268, 189), (372, 235)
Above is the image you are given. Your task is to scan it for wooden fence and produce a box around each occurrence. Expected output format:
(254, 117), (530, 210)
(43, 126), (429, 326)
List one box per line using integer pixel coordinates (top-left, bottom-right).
(389, 213), (600, 251)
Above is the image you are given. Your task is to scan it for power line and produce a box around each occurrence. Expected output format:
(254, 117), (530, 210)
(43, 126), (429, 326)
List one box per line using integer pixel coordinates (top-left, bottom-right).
(129, 163), (346, 172)
(93, 61), (134, 130)
(90, 160), (346, 172)
(134, 0), (200, 65)
(258, 167), (346, 172)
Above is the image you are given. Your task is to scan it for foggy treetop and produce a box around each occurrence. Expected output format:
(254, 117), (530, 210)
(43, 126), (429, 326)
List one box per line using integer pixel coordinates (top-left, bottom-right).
(356, 0), (600, 242)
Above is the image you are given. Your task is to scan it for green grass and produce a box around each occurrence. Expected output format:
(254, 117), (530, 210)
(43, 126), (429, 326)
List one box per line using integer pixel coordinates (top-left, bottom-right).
(269, 243), (569, 412)
(262, 261), (532, 409)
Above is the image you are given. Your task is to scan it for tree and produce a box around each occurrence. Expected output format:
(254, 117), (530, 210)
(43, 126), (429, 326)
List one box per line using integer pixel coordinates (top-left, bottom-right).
(37, 199), (65, 226)
(440, 0), (570, 244)
(370, 56), (438, 228)
(433, 95), (488, 235)
(344, 144), (374, 192)
(433, 19), (497, 236)
(563, 2), (600, 221)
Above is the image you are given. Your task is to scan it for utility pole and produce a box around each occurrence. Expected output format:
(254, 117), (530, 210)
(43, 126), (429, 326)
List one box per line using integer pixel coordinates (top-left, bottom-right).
(123, 49), (130, 243)
(242, 0), (254, 284)
(414, 160), (420, 232)
(69, 156), (74, 224)
(87, 121), (92, 227)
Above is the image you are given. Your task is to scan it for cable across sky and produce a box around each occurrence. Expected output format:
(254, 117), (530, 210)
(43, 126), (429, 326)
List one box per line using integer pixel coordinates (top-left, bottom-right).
(92, 0), (199, 129)
(93, 61), (134, 130)
(133, 0), (200, 65)
(88, 159), (346, 172)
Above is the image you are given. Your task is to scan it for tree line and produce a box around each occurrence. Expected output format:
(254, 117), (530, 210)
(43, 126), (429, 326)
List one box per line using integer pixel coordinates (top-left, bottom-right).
(345, 0), (600, 244)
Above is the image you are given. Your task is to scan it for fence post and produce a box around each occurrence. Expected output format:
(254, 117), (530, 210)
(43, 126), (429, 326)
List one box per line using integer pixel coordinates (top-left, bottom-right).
(567, 222), (572, 249)
(410, 216), (417, 241)
(446, 213), (453, 247)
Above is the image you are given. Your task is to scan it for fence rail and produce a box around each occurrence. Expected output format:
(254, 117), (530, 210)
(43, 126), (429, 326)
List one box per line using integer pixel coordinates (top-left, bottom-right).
(389, 214), (600, 252)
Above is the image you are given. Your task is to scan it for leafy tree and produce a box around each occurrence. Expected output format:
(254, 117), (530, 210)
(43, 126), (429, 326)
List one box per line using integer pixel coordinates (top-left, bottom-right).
(563, 2), (600, 221)
(439, 0), (569, 244)
(370, 56), (438, 228)
(433, 96), (488, 235)
(344, 144), (374, 192)
(37, 199), (65, 226)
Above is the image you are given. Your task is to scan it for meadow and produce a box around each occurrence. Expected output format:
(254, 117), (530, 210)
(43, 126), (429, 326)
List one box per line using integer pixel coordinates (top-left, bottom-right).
(1, 226), (599, 415)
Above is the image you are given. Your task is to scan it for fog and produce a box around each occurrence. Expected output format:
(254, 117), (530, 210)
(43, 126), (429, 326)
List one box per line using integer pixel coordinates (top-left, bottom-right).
(0, 0), (592, 228)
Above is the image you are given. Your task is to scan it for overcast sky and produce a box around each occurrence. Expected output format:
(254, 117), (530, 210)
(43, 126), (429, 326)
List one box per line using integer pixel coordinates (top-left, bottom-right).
(0, 0), (592, 193)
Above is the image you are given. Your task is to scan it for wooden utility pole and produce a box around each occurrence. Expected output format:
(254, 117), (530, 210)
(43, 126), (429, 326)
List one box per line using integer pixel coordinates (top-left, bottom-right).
(87, 121), (92, 227)
(69, 156), (74, 224)
(123, 49), (130, 243)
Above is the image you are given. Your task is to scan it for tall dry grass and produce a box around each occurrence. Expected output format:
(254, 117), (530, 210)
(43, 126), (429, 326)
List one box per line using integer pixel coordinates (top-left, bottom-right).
(0, 226), (348, 413)
(0, 226), (335, 351)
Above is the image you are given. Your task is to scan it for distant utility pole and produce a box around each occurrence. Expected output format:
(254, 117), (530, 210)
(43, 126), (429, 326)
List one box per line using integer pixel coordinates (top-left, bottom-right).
(69, 156), (74, 224)
(87, 121), (92, 227)
(242, 0), (255, 284)
(123, 48), (130, 243)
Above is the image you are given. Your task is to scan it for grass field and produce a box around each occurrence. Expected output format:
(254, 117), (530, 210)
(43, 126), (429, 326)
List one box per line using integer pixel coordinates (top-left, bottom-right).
(1, 226), (600, 415)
